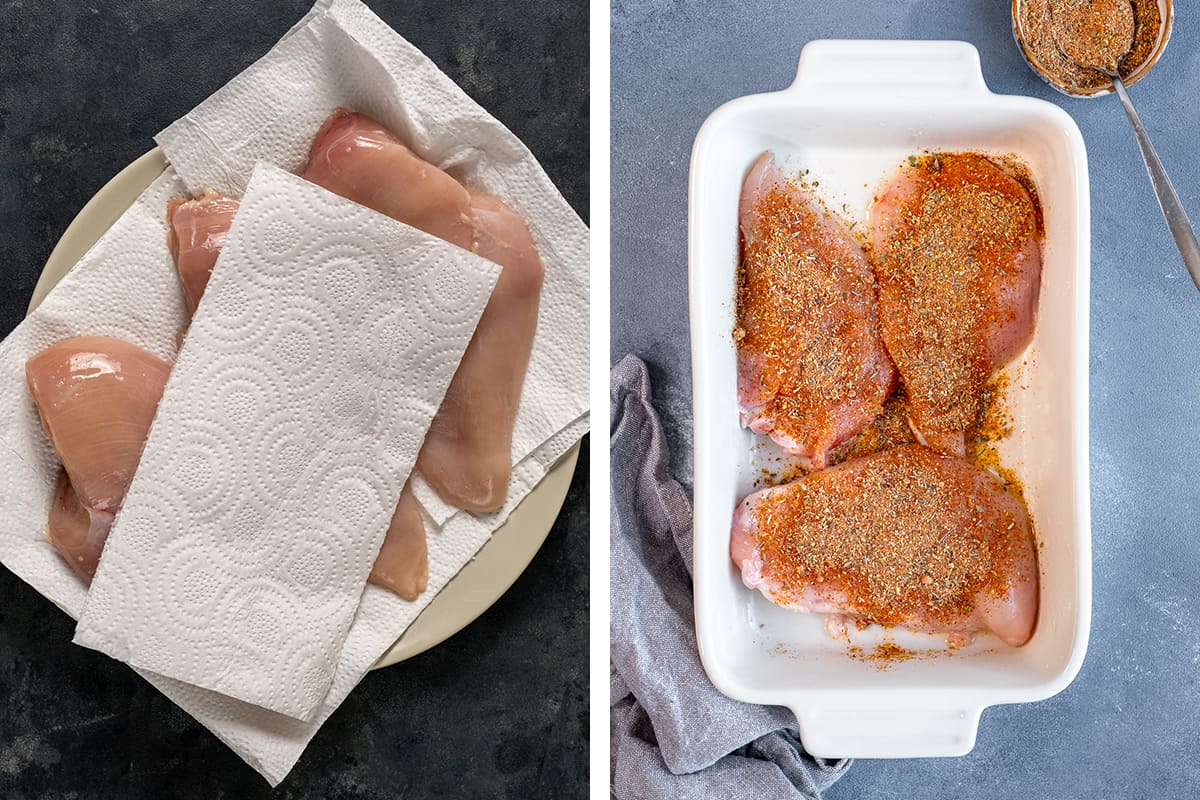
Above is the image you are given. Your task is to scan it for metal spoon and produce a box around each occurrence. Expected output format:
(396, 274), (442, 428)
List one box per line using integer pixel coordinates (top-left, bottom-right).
(1092, 65), (1200, 291)
(1055, 4), (1200, 292)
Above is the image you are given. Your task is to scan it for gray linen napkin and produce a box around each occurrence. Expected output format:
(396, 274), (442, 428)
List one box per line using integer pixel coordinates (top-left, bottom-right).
(610, 354), (851, 799)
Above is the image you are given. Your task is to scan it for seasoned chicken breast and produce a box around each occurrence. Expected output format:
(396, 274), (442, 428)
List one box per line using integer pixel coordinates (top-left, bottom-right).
(730, 444), (1039, 647)
(871, 153), (1041, 456)
(736, 152), (895, 469)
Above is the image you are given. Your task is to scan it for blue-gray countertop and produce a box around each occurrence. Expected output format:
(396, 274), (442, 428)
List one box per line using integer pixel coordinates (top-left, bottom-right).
(0, 2), (588, 796)
(611, 1), (1200, 797)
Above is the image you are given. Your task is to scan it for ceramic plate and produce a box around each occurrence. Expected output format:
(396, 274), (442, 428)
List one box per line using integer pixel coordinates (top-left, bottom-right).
(28, 148), (580, 669)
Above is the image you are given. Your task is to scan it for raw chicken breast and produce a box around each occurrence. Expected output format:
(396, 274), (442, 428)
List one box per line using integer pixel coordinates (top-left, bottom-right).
(416, 189), (543, 510)
(303, 108), (544, 511)
(167, 189), (240, 314)
(730, 443), (1039, 647)
(26, 336), (171, 582)
(871, 153), (1042, 456)
(368, 481), (429, 601)
(736, 152), (895, 469)
(301, 108), (475, 250)
(45, 470), (113, 583)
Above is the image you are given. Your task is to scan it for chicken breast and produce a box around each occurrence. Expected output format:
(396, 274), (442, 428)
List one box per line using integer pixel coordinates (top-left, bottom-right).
(730, 443), (1039, 647)
(301, 107), (475, 250)
(28, 332), (430, 598)
(736, 152), (895, 469)
(26, 336), (171, 582)
(367, 481), (429, 601)
(45, 470), (113, 584)
(167, 189), (240, 314)
(303, 108), (544, 511)
(871, 153), (1042, 456)
(416, 189), (543, 510)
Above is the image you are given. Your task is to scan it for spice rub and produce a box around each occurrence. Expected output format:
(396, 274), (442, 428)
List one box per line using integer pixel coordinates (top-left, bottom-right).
(827, 387), (915, 466)
(871, 153), (1042, 457)
(730, 444), (1039, 647)
(736, 152), (895, 469)
(1055, 0), (1135, 71)
(1018, 0), (1161, 94)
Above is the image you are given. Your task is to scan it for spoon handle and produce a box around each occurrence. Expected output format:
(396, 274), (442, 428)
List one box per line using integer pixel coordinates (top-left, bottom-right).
(1110, 75), (1200, 293)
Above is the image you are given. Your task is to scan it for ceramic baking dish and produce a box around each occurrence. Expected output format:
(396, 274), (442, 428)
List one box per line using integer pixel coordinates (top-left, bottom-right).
(688, 40), (1090, 758)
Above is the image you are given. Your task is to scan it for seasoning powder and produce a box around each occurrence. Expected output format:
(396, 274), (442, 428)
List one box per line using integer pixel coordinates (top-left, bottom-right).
(1018, 0), (1161, 93)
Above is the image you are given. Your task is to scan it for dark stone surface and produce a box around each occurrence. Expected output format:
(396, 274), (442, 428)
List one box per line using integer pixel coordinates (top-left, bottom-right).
(0, 1), (588, 796)
(612, 1), (1200, 798)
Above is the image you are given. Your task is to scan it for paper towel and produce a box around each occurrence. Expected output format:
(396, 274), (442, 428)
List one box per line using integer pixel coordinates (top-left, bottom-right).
(0, 166), (580, 786)
(0, 0), (588, 784)
(155, 0), (591, 526)
(0, 170), (188, 619)
(72, 164), (499, 720)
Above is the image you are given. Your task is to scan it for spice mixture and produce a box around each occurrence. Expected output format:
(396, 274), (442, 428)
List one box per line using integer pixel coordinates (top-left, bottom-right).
(874, 153), (1041, 452)
(1018, 0), (1161, 93)
(1056, 0), (1135, 70)
(828, 387), (915, 466)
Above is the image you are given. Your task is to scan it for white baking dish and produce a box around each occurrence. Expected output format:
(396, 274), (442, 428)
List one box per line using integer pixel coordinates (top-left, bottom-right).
(688, 40), (1090, 758)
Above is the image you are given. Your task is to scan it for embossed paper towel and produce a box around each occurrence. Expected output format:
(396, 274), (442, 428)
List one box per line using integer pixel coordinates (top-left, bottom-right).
(73, 163), (500, 720)
(0, 167), (188, 619)
(156, 0), (590, 525)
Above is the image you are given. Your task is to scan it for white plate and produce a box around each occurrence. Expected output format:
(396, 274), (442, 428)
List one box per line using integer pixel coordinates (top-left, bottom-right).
(29, 148), (580, 670)
(689, 41), (1091, 757)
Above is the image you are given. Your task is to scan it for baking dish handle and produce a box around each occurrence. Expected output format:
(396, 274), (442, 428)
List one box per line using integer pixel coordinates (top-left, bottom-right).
(794, 703), (984, 758)
(789, 40), (991, 100)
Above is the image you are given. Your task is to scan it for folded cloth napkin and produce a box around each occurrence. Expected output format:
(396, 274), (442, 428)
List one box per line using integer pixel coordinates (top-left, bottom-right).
(609, 354), (851, 799)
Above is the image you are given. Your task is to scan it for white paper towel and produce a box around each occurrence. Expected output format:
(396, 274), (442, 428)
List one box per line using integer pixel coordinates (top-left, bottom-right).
(72, 164), (499, 720)
(0, 169), (187, 620)
(0, 0), (588, 785)
(156, 0), (591, 526)
(0, 168), (580, 786)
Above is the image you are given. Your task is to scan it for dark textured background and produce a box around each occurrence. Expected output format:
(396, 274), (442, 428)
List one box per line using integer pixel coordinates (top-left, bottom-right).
(612, 0), (1200, 798)
(0, 1), (589, 797)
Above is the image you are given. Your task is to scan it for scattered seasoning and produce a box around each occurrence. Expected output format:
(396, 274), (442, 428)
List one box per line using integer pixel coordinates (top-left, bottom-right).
(760, 457), (809, 489)
(750, 444), (1036, 632)
(874, 152), (1042, 453)
(968, 370), (1028, 504)
(1018, 0), (1161, 93)
(828, 386), (916, 466)
(737, 165), (891, 464)
(847, 642), (914, 669)
(846, 640), (971, 670)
